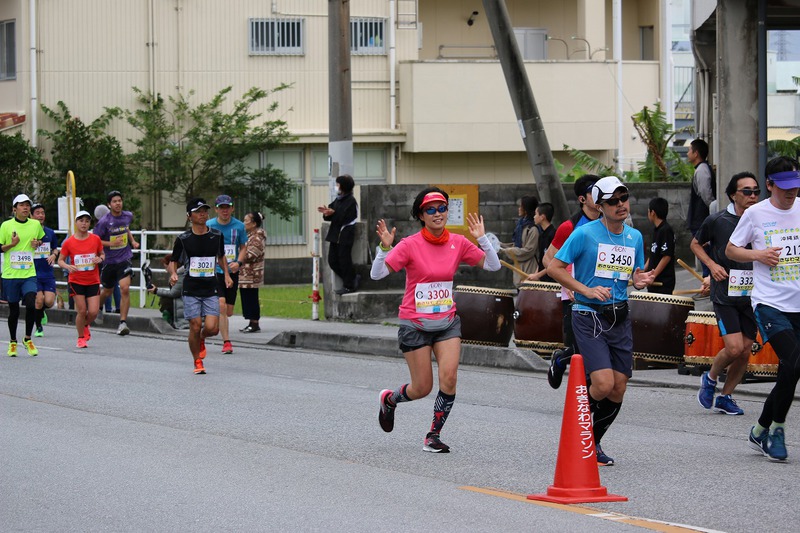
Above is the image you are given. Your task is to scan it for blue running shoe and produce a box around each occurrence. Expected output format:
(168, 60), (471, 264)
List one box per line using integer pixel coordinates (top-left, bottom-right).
(749, 426), (768, 456)
(596, 444), (614, 466)
(697, 372), (716, 409)
(714, 394), (744, 415)
(767, 428), (788, 462)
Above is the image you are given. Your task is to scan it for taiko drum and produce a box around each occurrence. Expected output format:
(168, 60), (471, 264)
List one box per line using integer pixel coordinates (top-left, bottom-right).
(453, 285), (516, 347)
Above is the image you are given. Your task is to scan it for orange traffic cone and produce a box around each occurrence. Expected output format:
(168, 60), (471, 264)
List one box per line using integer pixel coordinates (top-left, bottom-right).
(528, 354), (627, 503)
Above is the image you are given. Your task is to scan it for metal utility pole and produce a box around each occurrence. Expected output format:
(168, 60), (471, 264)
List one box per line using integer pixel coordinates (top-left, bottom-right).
(328, 0), (354, 202)
(482, 0), (569, 224)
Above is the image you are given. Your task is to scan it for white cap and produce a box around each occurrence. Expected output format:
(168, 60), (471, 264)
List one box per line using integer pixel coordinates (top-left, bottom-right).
(12, 194), (31, 206)
(591, 176), (628, 204)
(75, 210), (92, 220)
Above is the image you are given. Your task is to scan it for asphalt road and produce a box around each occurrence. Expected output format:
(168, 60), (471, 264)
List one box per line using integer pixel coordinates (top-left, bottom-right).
(1, 323), (797, 532)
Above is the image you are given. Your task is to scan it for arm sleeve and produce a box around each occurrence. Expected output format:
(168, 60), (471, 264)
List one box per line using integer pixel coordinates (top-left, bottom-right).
(156, 281), (183, 298)
(370, 247), (391, 279)
(477, 235), (500, 271)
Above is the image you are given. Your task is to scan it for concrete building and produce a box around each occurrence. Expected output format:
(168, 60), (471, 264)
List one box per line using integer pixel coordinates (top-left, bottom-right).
(0, 0), (666, 260)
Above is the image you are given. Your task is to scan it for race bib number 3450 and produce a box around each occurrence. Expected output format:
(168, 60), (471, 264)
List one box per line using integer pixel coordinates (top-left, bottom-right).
(594, 243), (634, 280)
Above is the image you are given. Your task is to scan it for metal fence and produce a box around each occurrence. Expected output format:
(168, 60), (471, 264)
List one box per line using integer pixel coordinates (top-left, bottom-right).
(51, 229), (181, 308)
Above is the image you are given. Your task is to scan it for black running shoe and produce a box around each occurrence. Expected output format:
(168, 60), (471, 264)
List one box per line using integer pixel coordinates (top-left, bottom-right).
(378, 389), (395, 432)
(423, 432), (450, 453)
(548, 348), (571, 389)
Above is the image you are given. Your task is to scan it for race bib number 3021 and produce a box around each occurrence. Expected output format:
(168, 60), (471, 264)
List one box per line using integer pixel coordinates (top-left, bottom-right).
(414, 281), (453, 314)
(594, 243), (634, 280)
(189, 256), (216, 278)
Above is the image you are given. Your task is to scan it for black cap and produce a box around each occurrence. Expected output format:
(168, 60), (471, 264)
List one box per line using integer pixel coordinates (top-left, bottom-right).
(186, 197), (211, 214)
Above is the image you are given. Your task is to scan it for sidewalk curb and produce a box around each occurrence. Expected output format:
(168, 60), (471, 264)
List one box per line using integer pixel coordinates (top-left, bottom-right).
(267, 330), (549, 372)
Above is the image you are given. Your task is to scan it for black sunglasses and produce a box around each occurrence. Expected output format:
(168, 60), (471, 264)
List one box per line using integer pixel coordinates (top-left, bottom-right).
(424, 205), (448, 215)
(602, 193), (630, 206)
(737, 188), (761, 197)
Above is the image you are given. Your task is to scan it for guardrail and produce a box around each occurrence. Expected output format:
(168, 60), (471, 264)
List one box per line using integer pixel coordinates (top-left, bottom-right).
(50, 229), (182, 308)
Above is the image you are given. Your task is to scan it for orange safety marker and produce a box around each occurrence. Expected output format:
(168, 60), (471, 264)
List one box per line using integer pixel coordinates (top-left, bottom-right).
(528, 354), (627, 504)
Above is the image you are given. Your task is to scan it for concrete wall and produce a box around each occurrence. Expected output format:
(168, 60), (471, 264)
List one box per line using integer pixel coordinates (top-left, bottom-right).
(262, 181), (696, 286)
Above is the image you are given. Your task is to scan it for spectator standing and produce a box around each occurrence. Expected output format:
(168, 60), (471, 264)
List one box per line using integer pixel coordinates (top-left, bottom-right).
(644, 197), (676, 295)
(687, 138), (715, 276)
(318, 175), (360, 295)
(238, 211), (266, 333)
(500, 195), (540, 287)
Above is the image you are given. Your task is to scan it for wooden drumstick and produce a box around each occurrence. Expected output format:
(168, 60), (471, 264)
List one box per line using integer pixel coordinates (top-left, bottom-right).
(500, 260), (530, 279)
(677, 258), (705, 282)
(628, 280), (663, 287)
(673, 288), (703, 295)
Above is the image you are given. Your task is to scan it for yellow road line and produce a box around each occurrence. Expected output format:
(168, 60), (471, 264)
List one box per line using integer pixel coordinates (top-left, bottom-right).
(459, 486), (722, 533)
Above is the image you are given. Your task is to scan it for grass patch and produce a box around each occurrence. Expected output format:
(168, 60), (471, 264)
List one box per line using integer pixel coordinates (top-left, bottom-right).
(129, 284), (325, 320)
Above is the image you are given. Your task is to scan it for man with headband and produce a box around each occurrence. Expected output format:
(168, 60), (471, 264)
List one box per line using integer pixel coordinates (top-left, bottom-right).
(728, 156), (800, 462)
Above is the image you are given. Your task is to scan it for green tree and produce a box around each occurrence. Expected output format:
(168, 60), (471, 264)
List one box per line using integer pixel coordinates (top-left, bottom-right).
(563, 102), (693, 183)
(124, 85), (298, 221)
(631, 102), (693, 182)
(38, 102), (139, 217)
(0, 132), (55, 214)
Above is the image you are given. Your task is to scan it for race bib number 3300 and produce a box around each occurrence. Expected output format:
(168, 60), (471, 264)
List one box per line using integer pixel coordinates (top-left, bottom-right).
(414, 281), (453, 314)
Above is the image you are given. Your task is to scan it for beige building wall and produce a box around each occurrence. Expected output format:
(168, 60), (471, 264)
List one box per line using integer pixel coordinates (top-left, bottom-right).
(1, 0), (664, 260)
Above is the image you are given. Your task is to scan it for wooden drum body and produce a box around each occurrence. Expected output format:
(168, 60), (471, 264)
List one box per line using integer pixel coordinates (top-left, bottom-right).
(453, 286), (515, 347)
(512, 282), (564, 356)
(750, 334), (779, 377)
(629, 292), (695, 364)
(683, 311), (724, 365)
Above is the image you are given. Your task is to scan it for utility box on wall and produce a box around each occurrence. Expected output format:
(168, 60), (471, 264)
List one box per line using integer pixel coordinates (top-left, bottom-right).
(513, 28), (547, 60)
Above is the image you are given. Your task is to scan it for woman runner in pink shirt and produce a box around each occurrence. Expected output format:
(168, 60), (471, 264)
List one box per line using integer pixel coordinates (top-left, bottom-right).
(370, 187), (501, 453)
